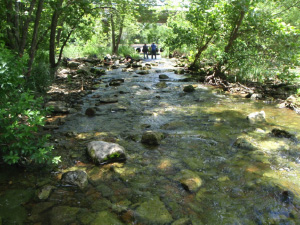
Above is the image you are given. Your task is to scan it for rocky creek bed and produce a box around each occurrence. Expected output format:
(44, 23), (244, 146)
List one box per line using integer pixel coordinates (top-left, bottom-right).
(0, 57), (300, 224)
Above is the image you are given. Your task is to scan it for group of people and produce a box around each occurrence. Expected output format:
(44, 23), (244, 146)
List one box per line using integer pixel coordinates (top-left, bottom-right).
(142, 43), (157, 59)
(104, 43), (158, 66)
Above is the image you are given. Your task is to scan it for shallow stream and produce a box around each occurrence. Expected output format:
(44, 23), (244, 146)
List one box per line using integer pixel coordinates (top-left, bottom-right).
(1, 58), (300, 224)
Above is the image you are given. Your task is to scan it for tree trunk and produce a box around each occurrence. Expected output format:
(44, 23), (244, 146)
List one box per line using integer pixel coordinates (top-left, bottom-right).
(49, 0), (63, 68)
(190, 34), (215, 69)
(19, 0), (36, 56)
(114, 14), (125, 55)
(111, 14), (117, 55)
(26, 0), (44, 77)
(214, 9), (247, 77)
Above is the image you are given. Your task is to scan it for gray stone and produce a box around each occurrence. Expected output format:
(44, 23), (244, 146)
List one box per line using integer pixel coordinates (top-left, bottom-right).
(61, 170), (88, 189)
(247, 111), (266, 124)
(135, 196), (173, 225)
(87, 141), (126, 164)
(141, 131), (164, 145)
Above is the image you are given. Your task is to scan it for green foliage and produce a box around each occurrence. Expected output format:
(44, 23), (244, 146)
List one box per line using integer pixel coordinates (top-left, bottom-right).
(26, 51), (53, 93)
(0, 47), (59, 165)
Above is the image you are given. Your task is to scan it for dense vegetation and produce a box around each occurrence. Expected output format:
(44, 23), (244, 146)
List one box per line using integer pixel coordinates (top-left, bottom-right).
(0, 0), (299, 165)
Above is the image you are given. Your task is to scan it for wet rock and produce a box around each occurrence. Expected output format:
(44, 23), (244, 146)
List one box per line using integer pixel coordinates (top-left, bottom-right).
(132, 62), (142, 68)
(90, 67), (106, 75)
(135, 196), (173, 225)
(91, 198), (112, 211)
(233, 136), (256, 150)
(87, 141), (126, 164)
(174, 69), (185, 74)
(141, 131), (164, 145)
(50, 206), (80, 225)
(175, 170), (202, 192)
(250, 93), (263, 100)
(156, 81), (167, 88)
(271, 128), (295, 139)
(247, 111), (266, 124)
(38, 185), (55, 200)
(77, 68), (89, 75)
(183, 85), (195, 93)
(109, 79), (124, 86)
(61, 170), (88, 190)
(172, 218), (192, 225)
(85, 107), (96, 117)
(68, 61), (80, 68)
(91, 211), (124, 225)
(100, 97), (118, 103)
(136, 70), (150, 75)
(159, 74), (169, 79)
(45, 101), (69, 113)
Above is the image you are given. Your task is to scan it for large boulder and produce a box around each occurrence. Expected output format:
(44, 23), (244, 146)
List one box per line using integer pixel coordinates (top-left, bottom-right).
(87, 141), (126, 164)
(247, 111), (266, 124)
(141, 131), (164, 145)
(135, 196), (173, 225)
(61, 170), (88, 190)
(175, 170), (202, 193)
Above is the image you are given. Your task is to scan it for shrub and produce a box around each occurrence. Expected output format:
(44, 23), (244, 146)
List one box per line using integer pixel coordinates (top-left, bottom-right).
(0, 46), (60, 165)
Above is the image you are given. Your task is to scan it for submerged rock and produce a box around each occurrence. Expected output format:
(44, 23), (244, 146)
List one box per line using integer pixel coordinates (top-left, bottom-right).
(50, 206), (80, 225)
(135, 196), (173, 225)
(175, 170), (202, 193)
(247, 111), (266, 124)
(38, 185), (55, 200)
(61, 170), (88, 190)
(141, 131), (164, 145)
(85, 107), (96, 117)
(87, 141), (126, 164)
(156, 81), (167, 88)
(91, 211), (124, 225)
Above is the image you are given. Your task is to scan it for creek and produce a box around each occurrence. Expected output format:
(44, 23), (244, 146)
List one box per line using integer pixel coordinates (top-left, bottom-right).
(0, 58), (300, 225)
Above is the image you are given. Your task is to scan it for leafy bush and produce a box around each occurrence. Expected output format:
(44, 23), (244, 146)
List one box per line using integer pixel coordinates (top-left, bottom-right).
(26, 52), (53, 93)
(0, 46), (60, 165)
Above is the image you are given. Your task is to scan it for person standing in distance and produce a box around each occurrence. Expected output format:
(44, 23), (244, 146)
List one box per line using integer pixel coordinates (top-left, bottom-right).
(142, 44), (148, 59)
(151, 43), (157, 59)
